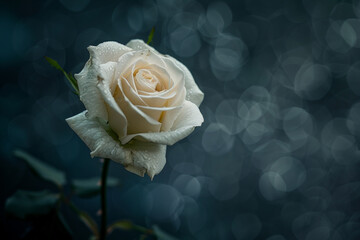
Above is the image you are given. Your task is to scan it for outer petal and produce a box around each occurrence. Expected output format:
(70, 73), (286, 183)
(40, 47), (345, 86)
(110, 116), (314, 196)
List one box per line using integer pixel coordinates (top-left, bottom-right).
(88, 41), (132, 64)
(66, 111), (166, 179)
(166, 56), (204, 107)
(127, 39), (204, 106)
(75, 61), (108, 120)
(127, 39), (157, 52)
(124, 141), (167, 179)
(120, 100), (204, 145)
(76, 42), (131, 120)
(66, 111), (131, 165)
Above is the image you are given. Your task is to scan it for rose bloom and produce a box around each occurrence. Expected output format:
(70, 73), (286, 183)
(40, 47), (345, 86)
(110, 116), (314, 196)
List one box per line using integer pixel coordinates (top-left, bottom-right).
(66, 40), (204, 179)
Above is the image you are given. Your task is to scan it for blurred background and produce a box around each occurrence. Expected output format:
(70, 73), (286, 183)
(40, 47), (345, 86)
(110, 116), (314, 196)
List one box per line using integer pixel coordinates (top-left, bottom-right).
(1, 0), (360, 239)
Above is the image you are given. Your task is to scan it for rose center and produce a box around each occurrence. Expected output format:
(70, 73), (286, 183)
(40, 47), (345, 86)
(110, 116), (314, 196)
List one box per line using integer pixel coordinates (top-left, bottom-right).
(134, 69), (162, 92)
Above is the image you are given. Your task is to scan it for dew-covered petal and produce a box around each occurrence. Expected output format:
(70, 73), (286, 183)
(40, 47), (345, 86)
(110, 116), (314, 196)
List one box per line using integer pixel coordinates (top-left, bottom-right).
(76, 42), (131, 121)
(124, 141), (167, 179)
(127, 39), (157, 52)
(87, 41), (131, 64)
(66, 111), (166, 179)
(120, 100), (204, 145)
(65, 111), (131, 165)
(75, 61), (109, 121)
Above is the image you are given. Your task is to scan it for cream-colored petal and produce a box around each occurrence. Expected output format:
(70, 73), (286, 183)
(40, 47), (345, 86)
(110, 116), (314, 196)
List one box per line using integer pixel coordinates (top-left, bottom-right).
(126, 39), (157, 52)
(66, 111), (131, 165)
(164, 56), (204, 106)
(127, 39), (204, 106)
(76, 61), (109, 121)
(159, 88), (186, 131)
(124, 141), (167, 179)
(120, 100), (204, 145)
(139, 92), (176, 108)
(76, 42), (130, 121)
(121, 76), (147, 106)
(99, 62), (118, 94)
(115, 79), (161, 135)
(87, 41), (131, 64)
(171, 100), (204, 129)
(162, 57), (185, 86)
(115, 50), (166, 80)
(136, 105), (181, 123)
(66, 111), (166, 179)
(97, 77), (128, 139)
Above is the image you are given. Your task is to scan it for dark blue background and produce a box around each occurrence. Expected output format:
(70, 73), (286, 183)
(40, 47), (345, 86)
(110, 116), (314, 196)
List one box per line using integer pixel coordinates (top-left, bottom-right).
(1, 0), (360, 239)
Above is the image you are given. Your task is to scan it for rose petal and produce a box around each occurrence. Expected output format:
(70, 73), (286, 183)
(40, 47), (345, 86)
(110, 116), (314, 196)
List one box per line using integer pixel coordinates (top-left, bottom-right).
(127, 39), (204, 106)
(116, 79), (161, 135)
(165, 56), (204, 107)
(115, 50), (166, 81)
(159, 88), (186, 131)
(136, 105), (181, 123)
(76, 61), (109, 121)
(120, 100), (204, 145)
(76, 42), (131, 121)
(88, 41), (131, 64)
(66, 111), (131, 165)
(97, 73), (128, 139)
(124, 141), (166, 179)
(66, 112), (165, 178)
(99, 62), (118, 93)
(121, 76), (147, 106)
(127, 39), (157, 52)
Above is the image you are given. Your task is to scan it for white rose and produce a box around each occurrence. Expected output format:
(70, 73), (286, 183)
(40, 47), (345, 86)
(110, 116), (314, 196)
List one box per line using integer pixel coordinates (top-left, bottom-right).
(66, 40), (204, 179)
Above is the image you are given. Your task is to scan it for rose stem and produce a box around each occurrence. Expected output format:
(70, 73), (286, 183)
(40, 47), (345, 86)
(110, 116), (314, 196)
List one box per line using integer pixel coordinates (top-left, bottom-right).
(100, 158), (110, 240)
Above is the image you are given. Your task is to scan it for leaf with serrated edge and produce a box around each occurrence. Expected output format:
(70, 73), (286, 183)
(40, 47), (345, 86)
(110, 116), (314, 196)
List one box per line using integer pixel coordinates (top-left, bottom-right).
(14, 149), (66, 186)
(5, 190), (59, 219)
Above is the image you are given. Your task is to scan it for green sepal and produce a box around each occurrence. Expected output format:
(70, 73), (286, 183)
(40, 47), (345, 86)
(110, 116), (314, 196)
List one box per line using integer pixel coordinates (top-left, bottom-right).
(45, 56), (79, 95)
(147, 27), (155, 45)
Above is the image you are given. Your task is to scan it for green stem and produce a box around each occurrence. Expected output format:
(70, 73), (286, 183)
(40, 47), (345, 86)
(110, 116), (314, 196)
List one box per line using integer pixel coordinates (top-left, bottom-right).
(100, 158), (110, 240)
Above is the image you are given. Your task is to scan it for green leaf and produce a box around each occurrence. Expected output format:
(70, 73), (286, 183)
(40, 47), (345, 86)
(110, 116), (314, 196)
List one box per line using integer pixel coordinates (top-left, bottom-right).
(45, 56), (79, 95)
(153, 225), (178, 240)
(108, 220), (153, 235)
(65, 200), (99, 237)
(57, 211), (74, 236)
(14, 149), (66, 186)
(5, 190), (59, 219)
(108, 220), (134, 232)
(78, 211), (99, 237)
(147, 27), (155, 45)
(71, 177), (120, 198)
